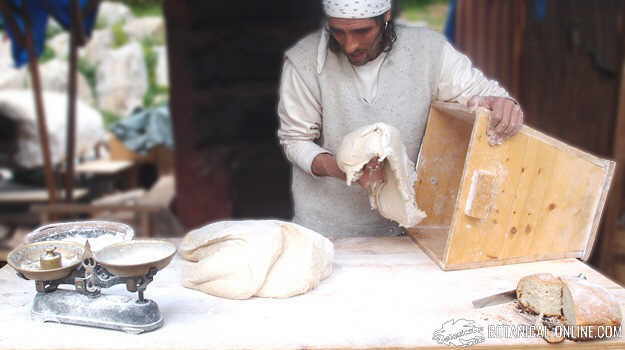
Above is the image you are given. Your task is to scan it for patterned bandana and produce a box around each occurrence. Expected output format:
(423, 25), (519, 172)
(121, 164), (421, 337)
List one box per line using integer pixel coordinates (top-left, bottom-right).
(322, 0), (391, 19)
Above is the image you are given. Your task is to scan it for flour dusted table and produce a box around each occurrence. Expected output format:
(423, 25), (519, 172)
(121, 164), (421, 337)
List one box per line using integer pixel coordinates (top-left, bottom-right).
(1, 236), (624, 349)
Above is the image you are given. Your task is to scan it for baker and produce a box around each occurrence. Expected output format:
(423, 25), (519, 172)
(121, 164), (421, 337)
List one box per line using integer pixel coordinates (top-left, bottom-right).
(277, 0), (523, 237)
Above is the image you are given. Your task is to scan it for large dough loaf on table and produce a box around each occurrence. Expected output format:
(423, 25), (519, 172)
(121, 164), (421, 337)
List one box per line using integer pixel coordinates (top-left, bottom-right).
(180, 220), (284, 299)
(516, 273), (622, 340)
(180, 220), (334, 299)
(256, 222), (334, 298)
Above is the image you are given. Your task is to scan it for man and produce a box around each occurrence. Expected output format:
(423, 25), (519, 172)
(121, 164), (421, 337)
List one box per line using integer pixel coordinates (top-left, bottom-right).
(277, 0), (523, 237)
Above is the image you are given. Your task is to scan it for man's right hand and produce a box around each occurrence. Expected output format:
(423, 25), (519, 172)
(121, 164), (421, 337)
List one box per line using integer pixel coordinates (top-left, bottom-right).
(312, 154), (385, 191)
(312, 153), (346, 180)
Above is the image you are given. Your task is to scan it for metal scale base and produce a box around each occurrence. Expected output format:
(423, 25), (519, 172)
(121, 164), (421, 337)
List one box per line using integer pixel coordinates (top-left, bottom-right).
(31, 289), (163, 334)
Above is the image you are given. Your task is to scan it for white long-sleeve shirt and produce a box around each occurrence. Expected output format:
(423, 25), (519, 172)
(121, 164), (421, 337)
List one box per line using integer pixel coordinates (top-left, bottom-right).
(277, 41), (511, 176)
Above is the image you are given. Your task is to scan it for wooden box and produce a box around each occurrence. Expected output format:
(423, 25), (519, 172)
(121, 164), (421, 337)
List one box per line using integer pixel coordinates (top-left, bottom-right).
(407, 102), (615, 270)
(108, 133), (175, 175)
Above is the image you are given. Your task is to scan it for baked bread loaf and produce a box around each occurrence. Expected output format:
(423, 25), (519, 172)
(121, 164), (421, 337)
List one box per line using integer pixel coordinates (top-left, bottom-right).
(516, 273), (563, 316)
(561, 277), (622, 340)
(516, 273), (622, 340)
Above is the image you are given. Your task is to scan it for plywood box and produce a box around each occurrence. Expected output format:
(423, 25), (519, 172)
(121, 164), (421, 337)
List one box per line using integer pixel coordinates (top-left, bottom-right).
(108, 133), (174, 175)
(407, 102), (615, 270)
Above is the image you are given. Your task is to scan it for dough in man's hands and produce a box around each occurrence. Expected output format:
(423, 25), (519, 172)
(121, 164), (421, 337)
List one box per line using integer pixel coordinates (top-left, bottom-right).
(336, 122), (426, 227)
(180, 220), (334, 299)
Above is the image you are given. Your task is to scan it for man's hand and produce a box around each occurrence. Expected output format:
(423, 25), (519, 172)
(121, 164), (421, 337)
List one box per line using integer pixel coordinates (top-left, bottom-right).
(312, 153), (346, 180)
(468, 96), (524, 145)
(312, 154), (385, 190)
(357, 157), (385, 190)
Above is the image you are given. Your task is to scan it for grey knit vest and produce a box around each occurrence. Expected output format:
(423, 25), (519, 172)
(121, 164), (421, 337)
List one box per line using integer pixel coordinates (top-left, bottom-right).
(284, 24), (445, 237)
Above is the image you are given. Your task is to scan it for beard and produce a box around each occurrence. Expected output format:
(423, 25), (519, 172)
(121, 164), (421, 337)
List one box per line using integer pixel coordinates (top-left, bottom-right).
(340, 28), (386, 66)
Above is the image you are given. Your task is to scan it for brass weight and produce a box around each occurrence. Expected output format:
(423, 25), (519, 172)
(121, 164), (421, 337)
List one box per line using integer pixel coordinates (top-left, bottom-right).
(40, 247), (62, 270)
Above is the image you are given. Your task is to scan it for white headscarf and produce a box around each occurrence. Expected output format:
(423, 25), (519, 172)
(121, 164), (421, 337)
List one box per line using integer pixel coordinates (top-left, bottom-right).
(322, 0), (391, 19)
(317, 0), (392, 73)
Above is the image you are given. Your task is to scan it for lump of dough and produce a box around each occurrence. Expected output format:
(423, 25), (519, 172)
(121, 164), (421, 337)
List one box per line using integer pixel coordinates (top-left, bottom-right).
(256, 222), (334, 298)
(179, 220), (246, 262)
(180, 220), (335, 299)
(336, 122), (426, 227)
(181, 220), (284, 299)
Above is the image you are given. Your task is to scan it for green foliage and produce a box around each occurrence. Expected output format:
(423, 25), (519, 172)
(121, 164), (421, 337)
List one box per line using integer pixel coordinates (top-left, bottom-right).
(112, 22), (129, 48)
(45, 24), (63, 40)
(141, 38), (168, 107)
(398, 0), (449, 32)
(95, 17), (108, 30)
(77, 58), (97, 96)
(399, 0), (448, 11)
(40, 46), (56, 63)
(108, 0), (163, 17)
(101, 110), (122, 128)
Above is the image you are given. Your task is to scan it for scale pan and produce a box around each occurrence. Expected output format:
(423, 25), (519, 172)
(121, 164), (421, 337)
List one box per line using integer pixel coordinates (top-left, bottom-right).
(25, 221), (134, 252)
(95, 240), (176, 277)
(7, 241), (84, 281)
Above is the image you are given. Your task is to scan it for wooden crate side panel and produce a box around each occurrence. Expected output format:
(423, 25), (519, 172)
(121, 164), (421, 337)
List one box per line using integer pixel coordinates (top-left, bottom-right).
(585, 160), (615, 261)
(406, 226), (448, 268)
(441, 251), (581, 271)
(412, 106), (473, 227)
(446, 112), (612, 266)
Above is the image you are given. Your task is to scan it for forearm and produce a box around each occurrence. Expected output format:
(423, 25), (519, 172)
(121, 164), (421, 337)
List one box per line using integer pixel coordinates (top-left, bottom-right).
(277, 58), (332, 176)
(311, 153), (346, 180)
(436, 42), (512, 105)
(279, 138), (328, 175)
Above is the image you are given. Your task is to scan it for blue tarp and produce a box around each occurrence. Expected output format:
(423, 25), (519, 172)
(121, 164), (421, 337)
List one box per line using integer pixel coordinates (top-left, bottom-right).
(0, 0), (98, 67)
(110, 106), (174, 155)
(444, 0), (457, 43)
(534, 0), (548, 21)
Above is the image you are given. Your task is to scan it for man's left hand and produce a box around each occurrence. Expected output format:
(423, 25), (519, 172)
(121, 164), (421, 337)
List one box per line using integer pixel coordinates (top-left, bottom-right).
(357, 157), (385, 191)
(468, 96), (524, 145)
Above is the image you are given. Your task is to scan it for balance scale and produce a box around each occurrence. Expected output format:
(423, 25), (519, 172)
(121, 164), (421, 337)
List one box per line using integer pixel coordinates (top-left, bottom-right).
(7, 222), (176, 334)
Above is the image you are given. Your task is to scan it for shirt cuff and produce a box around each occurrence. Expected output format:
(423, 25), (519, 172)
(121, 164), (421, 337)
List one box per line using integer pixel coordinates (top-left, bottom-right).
(286, 141), (331, 178)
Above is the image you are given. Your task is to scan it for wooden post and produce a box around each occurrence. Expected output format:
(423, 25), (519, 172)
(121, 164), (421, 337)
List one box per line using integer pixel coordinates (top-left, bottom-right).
(597, 59), (625, 277)
(25, 21), (58, 204)
(0, 1), (58, 203)
(64, 0), (86, 202)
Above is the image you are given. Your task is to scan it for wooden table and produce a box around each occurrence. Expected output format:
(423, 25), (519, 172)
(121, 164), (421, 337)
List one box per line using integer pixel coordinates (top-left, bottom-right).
(0, 188), (88, 203)
(74, 159), (138, 188)
(75, 160), (134, 175)
(1, 237), (624, 349)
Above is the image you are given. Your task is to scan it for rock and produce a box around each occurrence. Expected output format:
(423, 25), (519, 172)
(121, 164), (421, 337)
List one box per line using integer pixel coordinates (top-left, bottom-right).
(97, 1), (134, 28)
(0, 35), (26, 90)
(28, 59), (95, 105)
(82, 29), (114, 66)
(123, 17), (165, 42)
(0, 33), (14, 70)
(49, 30), (114, 66)
(0, 68), (28, 90)
(48, 32), (70, 59)
(0, 90), (106, 168)
(155, 46), (168, 87)
(96, 42), (148, 116)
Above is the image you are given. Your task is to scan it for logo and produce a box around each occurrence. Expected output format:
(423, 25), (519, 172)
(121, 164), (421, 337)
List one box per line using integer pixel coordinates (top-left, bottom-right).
(432, 319), (486, 347)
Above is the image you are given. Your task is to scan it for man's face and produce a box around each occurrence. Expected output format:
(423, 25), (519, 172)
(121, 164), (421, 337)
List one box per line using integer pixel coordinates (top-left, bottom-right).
(327, 16), (386, 66)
